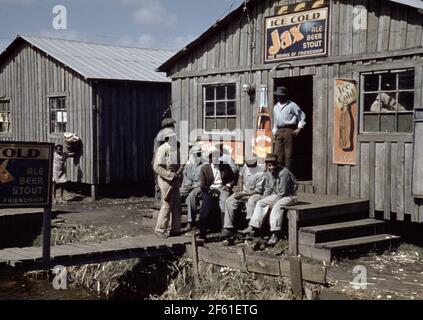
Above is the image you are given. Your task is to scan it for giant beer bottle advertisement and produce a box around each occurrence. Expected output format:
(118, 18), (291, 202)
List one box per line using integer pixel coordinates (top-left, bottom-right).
(254, 85), (273, 159)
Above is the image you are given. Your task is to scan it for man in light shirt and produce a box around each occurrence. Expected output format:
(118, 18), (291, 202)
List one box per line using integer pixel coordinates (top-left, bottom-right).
(272, 86), (306, 171)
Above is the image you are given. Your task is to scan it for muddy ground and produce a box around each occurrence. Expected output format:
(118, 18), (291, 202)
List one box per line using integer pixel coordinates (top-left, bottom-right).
(11, 191), (423, 300)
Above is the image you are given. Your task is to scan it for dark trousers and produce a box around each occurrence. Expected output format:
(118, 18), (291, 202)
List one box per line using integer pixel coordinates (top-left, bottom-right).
(274, 127), (294, 171)
(199, 189), (231, 240)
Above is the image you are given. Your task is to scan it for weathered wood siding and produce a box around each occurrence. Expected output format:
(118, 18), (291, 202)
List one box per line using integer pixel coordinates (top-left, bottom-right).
(0, 42), (93, 184)
(94, 81), (171, 185)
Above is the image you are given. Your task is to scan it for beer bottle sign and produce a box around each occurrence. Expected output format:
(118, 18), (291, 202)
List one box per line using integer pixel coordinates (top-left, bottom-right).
(254, 85), (273, 158)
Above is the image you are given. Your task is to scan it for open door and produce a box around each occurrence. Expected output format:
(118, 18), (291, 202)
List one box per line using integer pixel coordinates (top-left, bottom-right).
(274, 76), (313, 181)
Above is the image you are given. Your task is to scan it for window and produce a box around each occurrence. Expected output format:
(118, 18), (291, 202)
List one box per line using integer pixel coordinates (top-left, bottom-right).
(203, 84), (237, 131)
(49, 96), (67, 134)
(0, 99), (11, 133)
(361, 69), (414, 133)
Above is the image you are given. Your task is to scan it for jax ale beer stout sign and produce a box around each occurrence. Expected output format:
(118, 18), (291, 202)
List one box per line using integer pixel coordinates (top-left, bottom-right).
(0, 142), (54, 207)
(333, 80), (358, 165)
(265, 4), (329, 63)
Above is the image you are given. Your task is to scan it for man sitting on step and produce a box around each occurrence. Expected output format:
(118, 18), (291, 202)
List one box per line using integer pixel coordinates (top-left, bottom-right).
(221, 157), (266, 238)
(240, 153), (298, 246)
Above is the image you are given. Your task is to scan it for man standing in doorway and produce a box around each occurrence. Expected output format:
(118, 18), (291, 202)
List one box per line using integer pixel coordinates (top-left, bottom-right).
(272, 86), (306, 171)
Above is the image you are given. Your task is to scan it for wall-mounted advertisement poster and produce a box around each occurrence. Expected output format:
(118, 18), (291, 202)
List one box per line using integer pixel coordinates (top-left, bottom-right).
(265, 4), (329, 63)
(333, 79), (358, 165)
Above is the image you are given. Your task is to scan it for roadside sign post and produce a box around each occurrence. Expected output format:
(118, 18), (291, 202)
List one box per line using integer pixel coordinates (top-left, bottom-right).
(0, 142), (54, 267)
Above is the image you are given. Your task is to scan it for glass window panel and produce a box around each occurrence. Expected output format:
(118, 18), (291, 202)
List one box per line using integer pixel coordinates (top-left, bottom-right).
(205, 102), (214, 116)
(364, 74), (379, 92)
(227, 118), (237, 131)
(397, 113), (413, 133)
(363, 114), (379, 132)
(216, 102), (226, 116)
(227, 85), (236, 100)
(227, 101), (236, 115)
(216, 118), (227, 130)
(364, 93), (379, 112)
(381, 114), (395, 132)
(205, 87), (214, 101)
(205, 118), (215, 131)
(399, 70), (414, 90)
(398, 92), (414, 111)
(381, 73), (397, 91)
(216, 86), (226, 100)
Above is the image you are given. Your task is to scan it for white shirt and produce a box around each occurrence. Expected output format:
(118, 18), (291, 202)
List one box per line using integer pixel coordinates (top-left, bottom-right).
(272, 101), (306, 134)
(210, 164), (223, 190)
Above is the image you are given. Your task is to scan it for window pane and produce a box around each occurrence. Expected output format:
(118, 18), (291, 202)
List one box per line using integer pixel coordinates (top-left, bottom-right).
(227, 85), (236, 100)
(205, 102), (214, 116)
(398, 113), (413, 133)
(364, 114), (379, 132)
(381, 114), (395, 132)
(205, 87), (214, 101)
(216, 118), (226, 130)
(216, 102), (226, 116)
(399, 70), (414, 90)
(380, 92), (397, 112)
(227, 118), (237, 131)
(216, 86), (225, 100)
(227, 101), (236, 116)
(364, 74), (379, 92)
(398, 92), (414, 111)
(381, 73), (397, 91)
(205, 118), (215, 131)
(364, 93), (379, 112)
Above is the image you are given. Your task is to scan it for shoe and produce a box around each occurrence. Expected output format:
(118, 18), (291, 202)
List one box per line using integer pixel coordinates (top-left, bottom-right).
(221, 228), (234, 238)
(169, 231), (181, 237)
(239, 226), (256, 236)
(267, 233), (280, 246)
(154, 231), (169, 239)
(182, 222), (194, 233)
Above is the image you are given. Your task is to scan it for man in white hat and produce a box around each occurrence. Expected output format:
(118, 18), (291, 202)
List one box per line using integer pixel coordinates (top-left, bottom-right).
(153, 128), (182, 238)
(198, 146), (236, 241)
(180, 144), (204, 232)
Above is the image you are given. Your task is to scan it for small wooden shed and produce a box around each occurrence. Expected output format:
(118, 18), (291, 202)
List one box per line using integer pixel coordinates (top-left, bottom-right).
(0, 35), (174, 197)
(158, 0), (423, 223)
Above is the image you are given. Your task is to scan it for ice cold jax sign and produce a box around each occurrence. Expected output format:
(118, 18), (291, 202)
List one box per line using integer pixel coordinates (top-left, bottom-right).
(0, 143), (53, 207)
(265, 7), (329, 62)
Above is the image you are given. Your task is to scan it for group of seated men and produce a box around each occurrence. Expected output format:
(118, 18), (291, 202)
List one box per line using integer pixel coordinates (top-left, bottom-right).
(178, 144), (298, 246)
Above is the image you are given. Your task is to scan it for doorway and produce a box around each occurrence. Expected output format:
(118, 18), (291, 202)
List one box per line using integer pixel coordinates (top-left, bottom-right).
(274, 76), (313, 181)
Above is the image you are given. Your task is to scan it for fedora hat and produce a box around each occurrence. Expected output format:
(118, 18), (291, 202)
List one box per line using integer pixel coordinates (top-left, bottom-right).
(161, 117), (176, 128)
(274, 86), (288, 96)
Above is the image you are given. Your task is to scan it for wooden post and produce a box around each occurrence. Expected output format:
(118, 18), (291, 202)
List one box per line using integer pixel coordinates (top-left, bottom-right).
(91, 184), (98, 201)
(289, 255), (303, 300)
(191, 233), (200, 286)
(288, 209), (299, 255)
(42, 207), (52, 266)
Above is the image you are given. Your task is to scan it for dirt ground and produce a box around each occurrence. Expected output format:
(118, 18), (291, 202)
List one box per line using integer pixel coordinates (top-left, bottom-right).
(45, 191), (423, 300)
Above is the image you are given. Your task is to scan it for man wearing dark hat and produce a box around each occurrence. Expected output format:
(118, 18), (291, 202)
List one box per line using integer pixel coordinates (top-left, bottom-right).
(221, 157), (266, 237)
(240, 153), (298, 246)
(272, 87), (306, 171)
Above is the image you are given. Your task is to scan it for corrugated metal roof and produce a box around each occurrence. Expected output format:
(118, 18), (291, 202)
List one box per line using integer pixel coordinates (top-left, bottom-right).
(15, 35), (175, 82)
(390, 0), (423, 10)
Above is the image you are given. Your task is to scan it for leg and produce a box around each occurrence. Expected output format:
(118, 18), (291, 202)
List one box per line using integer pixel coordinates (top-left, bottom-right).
(199, 192), (214, 240)
(249, 195), (280, 229)
(223, 195), (241, 230)
(274, 130), (285, 165)
(282, 128), (294, 172)
(186, 187), (202, 223)
(245, 194), (262, 220)
(154, 178), (172, 234)
(269, 196), (297, 232)
(169, 187), (182, 234)
(53, 182), (57, 203)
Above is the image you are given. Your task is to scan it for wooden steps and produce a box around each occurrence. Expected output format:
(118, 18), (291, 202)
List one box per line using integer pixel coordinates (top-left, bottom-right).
(298, 219), (400, 262)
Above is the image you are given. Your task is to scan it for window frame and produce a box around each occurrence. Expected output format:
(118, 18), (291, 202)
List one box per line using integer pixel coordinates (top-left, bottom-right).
(0, 98), (11, 135)
(360, 68), (415, 134)
(48, 93), (69, 135)
(202, 83), (238, 134)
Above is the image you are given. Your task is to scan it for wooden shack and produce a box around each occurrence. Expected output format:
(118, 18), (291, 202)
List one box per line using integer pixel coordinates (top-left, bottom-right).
(158, 0), (423, 224)
(0, 35), (174, 197)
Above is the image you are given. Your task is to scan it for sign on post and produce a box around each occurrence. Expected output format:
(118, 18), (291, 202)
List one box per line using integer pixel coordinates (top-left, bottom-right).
(0, 142), (54, 208)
